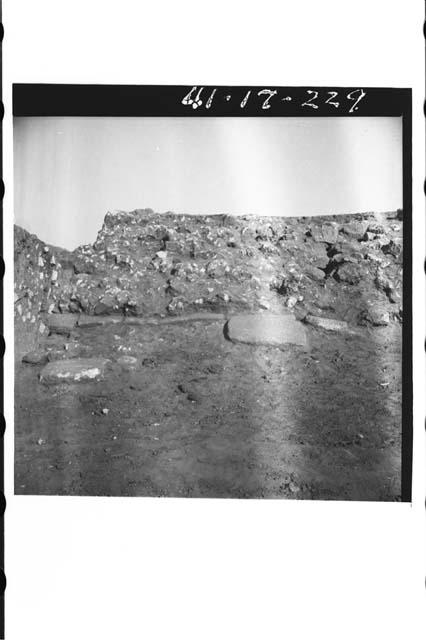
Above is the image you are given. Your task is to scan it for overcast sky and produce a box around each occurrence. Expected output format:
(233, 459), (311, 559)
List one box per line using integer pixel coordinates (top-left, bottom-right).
(14, 116), (402, 250)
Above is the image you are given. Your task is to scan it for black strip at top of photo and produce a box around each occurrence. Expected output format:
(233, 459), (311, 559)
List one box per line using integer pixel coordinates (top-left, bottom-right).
(10, 83), (413, 504)
(12, 84), (410, 117)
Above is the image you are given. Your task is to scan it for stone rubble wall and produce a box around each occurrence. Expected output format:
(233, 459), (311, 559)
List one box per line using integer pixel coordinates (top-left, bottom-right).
(14, 208), (403, 353)
(14, 225), (74, 354)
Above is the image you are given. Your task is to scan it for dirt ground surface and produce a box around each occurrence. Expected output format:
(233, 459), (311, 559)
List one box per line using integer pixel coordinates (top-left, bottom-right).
(15, 316), (402, 500)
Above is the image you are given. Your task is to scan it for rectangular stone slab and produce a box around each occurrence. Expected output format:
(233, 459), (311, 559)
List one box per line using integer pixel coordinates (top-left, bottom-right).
(304, 314), (354, 333)
(47, 313), (78, 335)
(39, 358), (110, 384)
(226, 313), (306, 347)
(78, 314), (123, 328)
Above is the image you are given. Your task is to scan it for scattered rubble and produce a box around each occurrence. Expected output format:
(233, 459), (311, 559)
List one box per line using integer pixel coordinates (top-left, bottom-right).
(15, 209), (403, 358)
(14, 209), (404, 500)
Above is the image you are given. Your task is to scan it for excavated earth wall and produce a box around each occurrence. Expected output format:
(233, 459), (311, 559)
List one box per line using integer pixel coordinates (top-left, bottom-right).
(14, 208), (403, 357)
(14, 208), (404, 499)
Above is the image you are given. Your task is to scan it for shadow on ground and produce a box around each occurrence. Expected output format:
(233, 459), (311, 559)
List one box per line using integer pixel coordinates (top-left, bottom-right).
(15, 314), (401, 500)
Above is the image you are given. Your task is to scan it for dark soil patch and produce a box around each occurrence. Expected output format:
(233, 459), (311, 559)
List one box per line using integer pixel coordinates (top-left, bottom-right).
(15, 318), (402, 500)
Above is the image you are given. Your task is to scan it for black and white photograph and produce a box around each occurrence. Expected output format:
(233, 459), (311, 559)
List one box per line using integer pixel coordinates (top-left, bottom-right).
(13, 87), (410, 501)
(4, 2), (425, 639)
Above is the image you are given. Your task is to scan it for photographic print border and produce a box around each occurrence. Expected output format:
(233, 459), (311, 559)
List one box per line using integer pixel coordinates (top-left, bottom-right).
(12, 83), (413, 501)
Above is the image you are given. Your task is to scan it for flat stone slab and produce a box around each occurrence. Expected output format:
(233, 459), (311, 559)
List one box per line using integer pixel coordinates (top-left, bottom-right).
(124, 313), (225, 327)
(225, 313), (306, 348)
(304, 315), (355, 333)
(78, 314), (123, 328)
(22, 350), (48, 365)
(39, 358), (110, 385)
(47, 314), (78, 335)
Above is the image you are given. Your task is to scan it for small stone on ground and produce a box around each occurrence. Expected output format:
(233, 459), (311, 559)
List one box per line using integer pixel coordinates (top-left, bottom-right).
(22, 351), (48, 365)
(363, 307), (390, 326)
(117, 355), (138, 370)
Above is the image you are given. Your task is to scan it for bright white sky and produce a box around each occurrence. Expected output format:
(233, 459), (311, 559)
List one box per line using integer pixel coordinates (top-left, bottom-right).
(14, 116), (402, 250)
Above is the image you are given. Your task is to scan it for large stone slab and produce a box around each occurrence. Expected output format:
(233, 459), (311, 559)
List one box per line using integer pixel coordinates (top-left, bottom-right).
(225, 313), (306, 348)
(47, 313), (78, 335)
(39, 358), (110, 384)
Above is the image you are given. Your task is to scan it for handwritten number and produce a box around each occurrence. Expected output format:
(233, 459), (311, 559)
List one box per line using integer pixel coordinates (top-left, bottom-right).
(347, 88), (366, 113)
(181, 86), (204, 109)
(325, 91), (339, 108)
(195, 87), (204, 107)
(182, 86), (367, 113)
(205, 88), (217, 109)
(257, 89), (277, 110)
(240, 90), (251, 108)
(181, 86), (197, 106)
(302, 90), (319, 109)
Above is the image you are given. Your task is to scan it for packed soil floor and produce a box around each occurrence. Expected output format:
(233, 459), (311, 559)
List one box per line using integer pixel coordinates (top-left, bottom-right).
(15, 316), (402, 500)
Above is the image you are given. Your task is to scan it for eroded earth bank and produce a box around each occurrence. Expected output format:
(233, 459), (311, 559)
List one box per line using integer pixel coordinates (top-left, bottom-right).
(14, 209), (403, 499)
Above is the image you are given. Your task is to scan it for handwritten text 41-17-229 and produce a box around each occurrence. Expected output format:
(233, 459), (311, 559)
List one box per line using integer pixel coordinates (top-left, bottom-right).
(181, 87), (366, 113)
